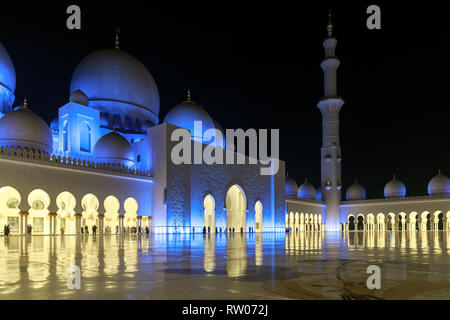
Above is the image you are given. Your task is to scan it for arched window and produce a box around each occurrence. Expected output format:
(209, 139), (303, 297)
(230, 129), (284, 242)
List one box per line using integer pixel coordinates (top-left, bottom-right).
(80, 122), (91, 152)
(63, 120), (69, 153)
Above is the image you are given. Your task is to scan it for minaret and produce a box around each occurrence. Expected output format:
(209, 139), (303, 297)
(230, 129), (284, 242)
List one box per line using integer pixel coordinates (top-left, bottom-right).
(317, 12), (344, 231)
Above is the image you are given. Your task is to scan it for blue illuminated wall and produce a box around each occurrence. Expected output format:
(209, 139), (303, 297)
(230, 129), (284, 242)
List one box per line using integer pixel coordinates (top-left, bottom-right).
(149, 123), (286, 233)
(58, 100), (101, 157)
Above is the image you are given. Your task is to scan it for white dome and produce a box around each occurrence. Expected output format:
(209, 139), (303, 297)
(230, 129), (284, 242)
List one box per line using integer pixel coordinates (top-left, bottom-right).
(94, 131), (134, 167)
(0, 42), (16, 94)
(428, 171), (450, 195)
(384, 176), (406, 198)
(70, 48), (160, 125)
(163, 96), (216, 143)
(285, 176), (298, 196)
(297, 180), (316, 199)
(70, 89), (89, 106)
(0, 42), (16, 114)
(0, 102), (52, 153)
(346, 180), (366, 200)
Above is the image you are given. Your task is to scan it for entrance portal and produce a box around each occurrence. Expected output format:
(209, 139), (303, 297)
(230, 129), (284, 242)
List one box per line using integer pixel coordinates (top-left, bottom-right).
(255, 201), (263, 232)
(204, 195), (215, 233)
(226, 185), (247, 233)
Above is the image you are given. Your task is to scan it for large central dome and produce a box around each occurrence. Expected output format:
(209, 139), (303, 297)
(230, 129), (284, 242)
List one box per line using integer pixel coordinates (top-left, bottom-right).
(70, 48), (160, 125)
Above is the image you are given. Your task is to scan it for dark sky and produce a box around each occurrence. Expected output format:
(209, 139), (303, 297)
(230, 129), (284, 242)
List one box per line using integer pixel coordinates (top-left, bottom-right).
(0, 1), (448, 198)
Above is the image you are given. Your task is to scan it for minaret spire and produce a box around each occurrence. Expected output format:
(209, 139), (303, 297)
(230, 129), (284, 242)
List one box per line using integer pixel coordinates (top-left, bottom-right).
(327, 10), (333, 37)
(318, 12), (345, 231)
(115, 27), (120, 50)
(187, 89), (192, 101)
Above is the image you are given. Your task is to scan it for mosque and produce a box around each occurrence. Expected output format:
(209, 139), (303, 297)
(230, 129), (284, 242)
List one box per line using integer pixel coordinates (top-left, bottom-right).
(0, 31), (285, 236)
(0, 16), (449, 236)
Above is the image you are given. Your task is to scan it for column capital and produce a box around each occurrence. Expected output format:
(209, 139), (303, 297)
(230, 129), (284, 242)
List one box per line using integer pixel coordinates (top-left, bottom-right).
(98, 214), (105, 219)
(19, 211), (29, 216)
(48, 212), (57, 217)
(75, 213), (82, 218)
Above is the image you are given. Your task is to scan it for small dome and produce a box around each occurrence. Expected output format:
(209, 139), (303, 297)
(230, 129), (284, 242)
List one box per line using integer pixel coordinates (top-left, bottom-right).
(0, 100), (52, 153)
(346, 180), (366, 200)
(50, 118), (58, 130)
(384, 176), (406, 198)
(70, 48), (160, 124)
(0, 42), (16, 94)
(315, 188), (322, 201)
(70, 89), (89, 106)
(285, 176), (298, 197)
(428, 170), (450, 195)
(163, 93), (216, 143)
(94, 131), (134, 167)
(297, 180), (316, 199)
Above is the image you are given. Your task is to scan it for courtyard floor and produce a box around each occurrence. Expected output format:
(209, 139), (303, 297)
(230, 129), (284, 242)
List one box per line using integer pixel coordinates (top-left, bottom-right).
(0, 231), (449, 300)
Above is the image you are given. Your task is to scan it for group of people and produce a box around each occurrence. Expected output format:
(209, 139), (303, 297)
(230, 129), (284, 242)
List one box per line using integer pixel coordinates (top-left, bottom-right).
(3, 224), (33, 236)
(199, 226), (257, 234)
(3, 224), (151, 236)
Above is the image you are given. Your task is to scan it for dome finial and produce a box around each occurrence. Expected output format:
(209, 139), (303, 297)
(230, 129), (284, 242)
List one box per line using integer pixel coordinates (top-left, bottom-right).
(112, 123), (117, 132)
(327, 9), (333, 37)
(439, 169), (442, 175)
(393, 173), (396, 180)
(23, 97), (28, 109)
(115, 27), (120, 50)
(187, 89), (191, 101)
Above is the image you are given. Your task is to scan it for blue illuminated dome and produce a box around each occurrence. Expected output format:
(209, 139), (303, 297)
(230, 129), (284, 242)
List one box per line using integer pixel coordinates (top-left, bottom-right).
(297, 180), (316, 199)
(0, 99), (52, 153)
(428, 170), (450, 195)
(163, 94), (216, 143)
(285, 176), (298, 197)
(70, 48), (160, 125)
(0, 42), (16, 114)
(384, 176), (406, 198)
(346, 180), (366, 200)
(94, 131), (134, 167)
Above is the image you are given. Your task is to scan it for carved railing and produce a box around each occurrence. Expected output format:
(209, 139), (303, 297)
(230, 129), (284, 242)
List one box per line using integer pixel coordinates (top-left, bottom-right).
(0, 145), (151, 178)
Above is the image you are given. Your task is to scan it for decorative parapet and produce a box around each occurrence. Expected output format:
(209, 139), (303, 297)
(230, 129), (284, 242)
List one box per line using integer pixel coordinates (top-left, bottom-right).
(342, 193), (450, 204)
(0, 145), (152, 179)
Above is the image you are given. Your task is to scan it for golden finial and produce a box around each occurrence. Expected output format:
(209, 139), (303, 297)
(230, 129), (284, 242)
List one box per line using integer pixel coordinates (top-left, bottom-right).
(112, 124), (117, 131)
(393, 174), (396, 180)
(115, 27), (120, 50)
(187, 89), (191, 101)
(327, 10), (333, 37)
(439, 169), (442, 175)
(23, 97), (28, 109)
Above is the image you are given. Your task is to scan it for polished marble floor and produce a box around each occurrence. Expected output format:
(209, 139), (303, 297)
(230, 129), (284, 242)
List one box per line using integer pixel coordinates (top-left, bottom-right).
(0, 231), (449, 300)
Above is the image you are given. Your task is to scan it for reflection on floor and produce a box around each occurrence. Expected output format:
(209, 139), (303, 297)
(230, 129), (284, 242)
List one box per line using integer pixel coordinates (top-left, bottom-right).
(0, 231), (449, 300)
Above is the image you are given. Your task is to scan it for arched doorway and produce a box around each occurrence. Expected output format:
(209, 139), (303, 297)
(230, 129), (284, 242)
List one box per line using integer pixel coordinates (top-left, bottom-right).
(81, 193), (100, 233)
(204, 195), (215, 233)
(0, 186), (21, 235)
(348, 215), (355, 231)
(104, 195), (119, 233)
(28, 189), (51, 235)
(56, 191), (76, 234)
(357, 215), (364, 231)
(255, 201), (263, 233)
(225, 185), (247, 233)
(124, 197), (139, 232)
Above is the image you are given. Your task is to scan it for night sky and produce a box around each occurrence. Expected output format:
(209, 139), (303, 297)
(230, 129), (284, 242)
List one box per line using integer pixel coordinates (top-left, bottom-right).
(0, 2), (448, 198)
